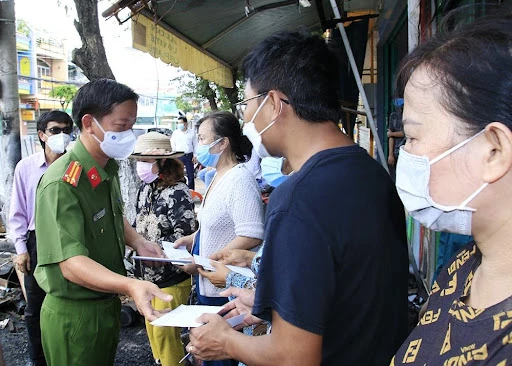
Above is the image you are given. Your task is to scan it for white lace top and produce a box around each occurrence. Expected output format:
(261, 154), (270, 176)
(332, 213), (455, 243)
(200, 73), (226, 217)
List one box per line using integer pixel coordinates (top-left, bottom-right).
(197, 164), (264, 297)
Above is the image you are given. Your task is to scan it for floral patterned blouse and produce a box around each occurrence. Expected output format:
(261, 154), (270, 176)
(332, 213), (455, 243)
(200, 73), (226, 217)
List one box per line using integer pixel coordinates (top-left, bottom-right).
(134, 180), (197, 288)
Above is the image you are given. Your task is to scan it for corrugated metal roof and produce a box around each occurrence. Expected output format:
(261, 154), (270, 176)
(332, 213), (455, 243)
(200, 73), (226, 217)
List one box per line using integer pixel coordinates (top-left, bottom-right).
(145, 0), (379, 68)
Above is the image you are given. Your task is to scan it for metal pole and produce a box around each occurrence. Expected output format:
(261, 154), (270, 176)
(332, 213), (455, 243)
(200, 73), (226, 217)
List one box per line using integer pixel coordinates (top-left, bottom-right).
(408, 0), (420, 53)
(0, 0), (22, 227)
(329, 0), (389, 173)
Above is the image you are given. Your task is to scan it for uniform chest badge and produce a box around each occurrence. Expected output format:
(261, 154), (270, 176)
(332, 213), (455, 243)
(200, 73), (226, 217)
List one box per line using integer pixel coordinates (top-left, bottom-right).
(93, 208), (106, 222)
(62, 161), (82, 187)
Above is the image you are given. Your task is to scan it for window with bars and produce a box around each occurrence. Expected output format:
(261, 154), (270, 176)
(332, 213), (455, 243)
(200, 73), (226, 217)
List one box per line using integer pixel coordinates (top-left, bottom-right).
(37, 62), (51, 90)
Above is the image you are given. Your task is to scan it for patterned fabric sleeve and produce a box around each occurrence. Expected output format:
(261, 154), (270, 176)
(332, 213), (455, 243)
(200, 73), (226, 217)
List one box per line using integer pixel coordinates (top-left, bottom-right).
(226, 244), (264, 290)
(133, 183), (143, 225)
(161, 183), (196, 243)
(251, 244), (264, 274)
(225, 244), (265, 290)
(226, 243), (270, 349)
(225, 271), (257, 290)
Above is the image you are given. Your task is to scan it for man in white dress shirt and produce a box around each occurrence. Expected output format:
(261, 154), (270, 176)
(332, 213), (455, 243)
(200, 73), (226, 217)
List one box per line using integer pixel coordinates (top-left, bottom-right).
(171, 116), (197, 190)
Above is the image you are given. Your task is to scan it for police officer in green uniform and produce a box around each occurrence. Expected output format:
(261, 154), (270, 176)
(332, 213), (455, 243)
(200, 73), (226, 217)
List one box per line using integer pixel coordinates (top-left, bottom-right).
(35, 79), (173, 366)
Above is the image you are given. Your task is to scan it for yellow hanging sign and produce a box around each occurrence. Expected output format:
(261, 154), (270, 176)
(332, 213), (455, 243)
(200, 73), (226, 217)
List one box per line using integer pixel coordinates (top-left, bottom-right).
(132, 15), (233, 88)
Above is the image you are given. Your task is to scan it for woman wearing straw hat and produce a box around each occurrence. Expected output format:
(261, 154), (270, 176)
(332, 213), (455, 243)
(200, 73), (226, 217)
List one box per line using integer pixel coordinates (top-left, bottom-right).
(131, 132), (197, 366)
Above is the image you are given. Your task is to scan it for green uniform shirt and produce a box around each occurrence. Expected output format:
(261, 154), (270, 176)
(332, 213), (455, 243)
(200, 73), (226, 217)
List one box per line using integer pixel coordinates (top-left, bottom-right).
(35, 137), (127, 299)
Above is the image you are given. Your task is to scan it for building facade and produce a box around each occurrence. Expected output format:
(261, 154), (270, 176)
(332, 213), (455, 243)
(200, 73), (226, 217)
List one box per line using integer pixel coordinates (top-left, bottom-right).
(16, 22), (84, 155)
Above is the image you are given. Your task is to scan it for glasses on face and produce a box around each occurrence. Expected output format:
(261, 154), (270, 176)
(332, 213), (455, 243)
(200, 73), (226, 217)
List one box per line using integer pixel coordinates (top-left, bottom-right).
(235, 92), (267, 119)
(46, 126), (73, 135)
(235, 92), (290, 120)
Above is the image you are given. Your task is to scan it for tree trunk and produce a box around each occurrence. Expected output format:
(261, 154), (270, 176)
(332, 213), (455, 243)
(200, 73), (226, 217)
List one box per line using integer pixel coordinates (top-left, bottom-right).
(117, 159), (140, 225)
(72, 0), (115, 80)
(207, 96), (218, 111)
(0, 0), (22, 231)
(204, 82), (218, 111)
(72, 0), (140, 223)
(221, 67), (239, 114)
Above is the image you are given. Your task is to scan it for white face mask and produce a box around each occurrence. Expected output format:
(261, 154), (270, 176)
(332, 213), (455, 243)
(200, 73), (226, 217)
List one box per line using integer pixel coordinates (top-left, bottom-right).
(45, 133), (71, 154)
(395, 130), (488, 235)
(242, 95), (281, 159)
(92, 118), (137, 159)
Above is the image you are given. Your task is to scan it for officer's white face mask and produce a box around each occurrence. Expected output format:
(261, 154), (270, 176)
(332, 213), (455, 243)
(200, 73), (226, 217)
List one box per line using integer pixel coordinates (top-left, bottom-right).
(395, 130), (488, 235)
(92, 118), (137, 159)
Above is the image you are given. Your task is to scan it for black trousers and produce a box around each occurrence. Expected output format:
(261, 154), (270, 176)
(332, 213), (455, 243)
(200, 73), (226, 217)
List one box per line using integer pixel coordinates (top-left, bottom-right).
(179, 153), (195, 190)
(24, 231), (47, 366)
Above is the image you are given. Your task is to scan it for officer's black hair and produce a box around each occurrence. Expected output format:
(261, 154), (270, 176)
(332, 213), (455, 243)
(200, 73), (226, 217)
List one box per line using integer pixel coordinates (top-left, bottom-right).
(72, 79), (138, 130)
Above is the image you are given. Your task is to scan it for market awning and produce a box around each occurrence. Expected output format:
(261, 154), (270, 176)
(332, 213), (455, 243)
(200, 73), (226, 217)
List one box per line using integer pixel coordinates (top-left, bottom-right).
(105, 0), (380, 88)
(131, 14), (234, 87)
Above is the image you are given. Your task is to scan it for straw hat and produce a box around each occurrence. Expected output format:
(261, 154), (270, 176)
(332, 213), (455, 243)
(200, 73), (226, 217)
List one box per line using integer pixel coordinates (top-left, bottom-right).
(130, 132), (184, 159)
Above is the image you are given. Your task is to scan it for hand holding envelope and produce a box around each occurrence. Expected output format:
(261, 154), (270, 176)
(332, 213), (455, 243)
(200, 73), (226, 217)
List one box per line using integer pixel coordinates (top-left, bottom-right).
(220, 287), (263, 329)
(132, 242), (255, 279)
(187, 311), (246, 362)
(148, 304), (246, 364)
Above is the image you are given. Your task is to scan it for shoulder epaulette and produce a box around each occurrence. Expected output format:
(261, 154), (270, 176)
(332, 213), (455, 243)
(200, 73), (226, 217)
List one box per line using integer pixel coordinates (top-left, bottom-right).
(62, 161), (82, 187)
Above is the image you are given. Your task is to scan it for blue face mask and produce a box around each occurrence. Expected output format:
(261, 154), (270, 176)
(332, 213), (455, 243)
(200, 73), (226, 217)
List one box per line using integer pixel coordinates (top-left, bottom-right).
(261, 157), (289, 187)
(196, 138), (223, 168)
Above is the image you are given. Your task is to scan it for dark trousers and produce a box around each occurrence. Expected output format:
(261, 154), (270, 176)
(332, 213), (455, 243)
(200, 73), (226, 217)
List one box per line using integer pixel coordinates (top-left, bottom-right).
(25, 231), (47, 366)
(179, 153), (195, 190)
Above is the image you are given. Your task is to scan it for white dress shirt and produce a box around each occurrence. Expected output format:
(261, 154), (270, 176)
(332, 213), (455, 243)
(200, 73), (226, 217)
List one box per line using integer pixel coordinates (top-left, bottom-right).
(171, 127), (196, 154)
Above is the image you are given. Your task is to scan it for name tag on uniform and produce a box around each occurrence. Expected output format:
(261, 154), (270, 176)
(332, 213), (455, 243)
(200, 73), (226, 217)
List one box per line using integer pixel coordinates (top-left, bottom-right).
(93, 208), (106, 222)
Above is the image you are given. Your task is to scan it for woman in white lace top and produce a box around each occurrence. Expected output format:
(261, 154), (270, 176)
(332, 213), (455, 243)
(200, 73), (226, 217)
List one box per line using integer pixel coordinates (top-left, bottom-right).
(175, 111), (264, 312)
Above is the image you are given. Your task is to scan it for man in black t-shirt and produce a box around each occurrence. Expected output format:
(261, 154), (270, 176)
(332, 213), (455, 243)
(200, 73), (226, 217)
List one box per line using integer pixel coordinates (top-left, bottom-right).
(187, 30), (409, 366)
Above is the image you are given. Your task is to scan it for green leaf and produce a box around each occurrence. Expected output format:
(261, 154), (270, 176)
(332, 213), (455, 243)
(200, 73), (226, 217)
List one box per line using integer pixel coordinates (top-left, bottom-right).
(49, 85), (78, 111)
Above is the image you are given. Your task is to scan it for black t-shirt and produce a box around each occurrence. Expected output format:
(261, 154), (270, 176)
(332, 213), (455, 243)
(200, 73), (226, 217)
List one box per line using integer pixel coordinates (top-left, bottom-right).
(392, 243), (512, 365)
(253, 145), (409, 365)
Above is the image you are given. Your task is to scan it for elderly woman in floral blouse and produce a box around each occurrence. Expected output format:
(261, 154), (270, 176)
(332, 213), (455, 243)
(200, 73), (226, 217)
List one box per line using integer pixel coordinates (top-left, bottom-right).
(132, 132), (197, 366)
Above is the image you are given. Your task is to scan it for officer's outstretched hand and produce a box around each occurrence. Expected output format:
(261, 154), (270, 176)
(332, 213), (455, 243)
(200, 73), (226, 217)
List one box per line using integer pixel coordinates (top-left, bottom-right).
(129, 279), (173, 322)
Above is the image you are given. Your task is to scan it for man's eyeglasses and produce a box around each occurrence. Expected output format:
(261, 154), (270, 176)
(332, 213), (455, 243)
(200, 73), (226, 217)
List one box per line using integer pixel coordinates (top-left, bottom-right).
(235, 92), (290, 119)
(46, 127), (73, 135)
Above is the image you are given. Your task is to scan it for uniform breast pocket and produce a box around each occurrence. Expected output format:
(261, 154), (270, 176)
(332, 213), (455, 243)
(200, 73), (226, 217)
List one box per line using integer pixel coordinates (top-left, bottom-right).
(90, 208), (107, 238)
